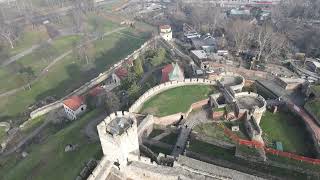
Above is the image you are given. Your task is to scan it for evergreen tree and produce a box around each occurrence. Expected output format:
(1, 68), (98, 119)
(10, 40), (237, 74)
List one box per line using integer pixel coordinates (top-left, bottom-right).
(133, 57), (144, 77)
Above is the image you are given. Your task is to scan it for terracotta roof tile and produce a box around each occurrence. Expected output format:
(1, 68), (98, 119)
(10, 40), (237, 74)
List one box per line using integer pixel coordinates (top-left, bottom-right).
(88, 86), (105, 96)
(63, 96), (84, 111)
(161, 64), (173, 83)
(114, 67), (128, 80)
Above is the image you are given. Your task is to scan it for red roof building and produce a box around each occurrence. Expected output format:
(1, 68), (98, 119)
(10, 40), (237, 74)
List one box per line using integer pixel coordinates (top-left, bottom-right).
(114, 67), (128, 80)
(63, 96), (85, 111)
(161, 63), (184, 83)
(63, 95), (87, 120)
(161, 64), (174, 83)
(88, 86), (105, 97)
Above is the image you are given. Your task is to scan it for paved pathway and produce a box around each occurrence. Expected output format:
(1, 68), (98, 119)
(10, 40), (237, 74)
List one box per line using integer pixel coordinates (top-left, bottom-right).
(171, 110), (209, 157)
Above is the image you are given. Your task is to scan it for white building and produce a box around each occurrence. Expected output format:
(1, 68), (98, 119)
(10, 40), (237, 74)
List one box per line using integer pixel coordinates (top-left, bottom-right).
(62, 96), (87, 120)
(159, 25), (173, 41)
(97, 112), (139, 166)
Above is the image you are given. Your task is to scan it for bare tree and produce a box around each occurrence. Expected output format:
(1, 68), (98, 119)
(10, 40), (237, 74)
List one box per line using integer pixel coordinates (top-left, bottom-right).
(225, 19), (254, 53)
(73, 34), (95, 64)
(188, 5), (224, 33)
(0, 22), (21, 49)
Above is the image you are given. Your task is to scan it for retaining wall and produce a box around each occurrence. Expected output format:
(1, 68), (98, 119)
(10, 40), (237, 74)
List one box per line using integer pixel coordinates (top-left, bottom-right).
(29, 37), (156, 120)
(153, 99), (209, 126)
(223, 124), (320, 165)
(129, 78), (216, 114)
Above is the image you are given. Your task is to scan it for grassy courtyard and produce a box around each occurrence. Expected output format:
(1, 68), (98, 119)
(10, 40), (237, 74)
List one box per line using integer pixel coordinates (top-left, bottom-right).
(140, 85), (215, 117)
(260, 111), (315, 156)
(0, 110), (103, 180)
(193, 123), (234, 143)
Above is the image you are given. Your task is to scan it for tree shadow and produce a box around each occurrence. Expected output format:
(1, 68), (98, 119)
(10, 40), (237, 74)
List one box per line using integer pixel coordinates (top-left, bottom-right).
(35, 33), (148, 102)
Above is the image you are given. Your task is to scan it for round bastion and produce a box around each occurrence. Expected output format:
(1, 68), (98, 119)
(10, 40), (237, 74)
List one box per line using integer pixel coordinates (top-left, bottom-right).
(217, 72), (245, 92)
(235, 92), (267, 124)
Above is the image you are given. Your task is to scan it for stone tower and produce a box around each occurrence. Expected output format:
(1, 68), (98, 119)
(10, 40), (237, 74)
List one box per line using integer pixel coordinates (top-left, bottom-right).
(97, 111), (139, 166)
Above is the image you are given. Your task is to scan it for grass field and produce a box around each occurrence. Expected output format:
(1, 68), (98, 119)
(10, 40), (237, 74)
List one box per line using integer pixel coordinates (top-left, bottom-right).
(8, 28), (49, 56)
(260, 111), (315, 156)
(188, 139), (312, 180)
(305, 98), (320, 123)
(0, 126), (6, 142)
(148, 129), (164, 138)
(0, 29), (149, 119)
(193, 123), (234, 143)
(140, 85), (215, 117)
(0, 110), (102, 180)
(0, 20), (121, 94)
(160, 132), (179, 145)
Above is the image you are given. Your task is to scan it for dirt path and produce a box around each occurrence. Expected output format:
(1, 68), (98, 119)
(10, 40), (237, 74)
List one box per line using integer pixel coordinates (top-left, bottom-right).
(84, 112), (108, 141)
(0, 39), (52, 67)
(0, 27), (126, 99)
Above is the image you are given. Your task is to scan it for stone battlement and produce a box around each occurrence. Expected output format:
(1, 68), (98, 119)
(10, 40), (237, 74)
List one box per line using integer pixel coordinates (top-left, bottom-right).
(129, 78), (216, 113)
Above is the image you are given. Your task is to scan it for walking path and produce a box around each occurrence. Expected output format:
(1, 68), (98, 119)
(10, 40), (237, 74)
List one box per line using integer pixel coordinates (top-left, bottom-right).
(1, 39), (52, 67)
(0, 27), (126, 98)
(1, 119), (51, 156)
(171, 110), (209, 157)
(84, 112), (108, 141)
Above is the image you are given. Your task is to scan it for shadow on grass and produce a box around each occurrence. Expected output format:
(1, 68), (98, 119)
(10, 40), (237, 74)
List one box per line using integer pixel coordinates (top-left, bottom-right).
(35, 33), (148, 102)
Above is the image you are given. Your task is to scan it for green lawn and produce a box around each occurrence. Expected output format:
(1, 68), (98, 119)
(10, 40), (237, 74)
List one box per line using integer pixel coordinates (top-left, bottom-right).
(267, 153), (320, 172)
(148, 129), (164, 138)
(20, 116), (46, 135)
(0, 110), (103, 180)
(188, 139), (312, 180)
(160, 132), (179, 145)
(0, 126), (6, 142)
(147, 144), (172, 155)
(305, 99), (320, 124)
(0, 30), (149, 119)
(193, 123), (234, 143)
(260, 111), (314, 156)
(140, 85), (215, 117)
(8, 29), (49, 56)
(188, 139), (235, 160)
(0, 35), (81, 93)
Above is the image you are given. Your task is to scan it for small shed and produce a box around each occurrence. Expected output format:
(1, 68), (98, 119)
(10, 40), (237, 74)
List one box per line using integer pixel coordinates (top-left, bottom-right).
(275, 141), (283, 151)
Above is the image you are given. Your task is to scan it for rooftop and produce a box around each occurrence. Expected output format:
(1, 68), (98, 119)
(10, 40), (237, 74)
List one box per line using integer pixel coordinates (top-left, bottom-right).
(191, 34), (216, 49)
(88, 86), (105, 96)
(63, 96), (85, 111)
(191, 50), (208, 60)
(159, 25), (171, 30)
(114, 67), (128, 80)
(106, 117), (133, 135)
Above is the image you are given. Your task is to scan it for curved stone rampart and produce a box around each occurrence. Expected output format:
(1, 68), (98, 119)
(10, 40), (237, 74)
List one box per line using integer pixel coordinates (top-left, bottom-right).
(218, 72), (245, 92)
(129, 78), (216, 113)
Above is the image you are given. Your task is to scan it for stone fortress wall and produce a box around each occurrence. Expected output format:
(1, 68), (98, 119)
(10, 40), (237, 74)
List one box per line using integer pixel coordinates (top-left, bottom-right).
(215, 72), (245, 92)
(89, 111), (265, 180)
(97, 111), (139, 165)
(234, 92), (267, 124)
(129, 78), (217, 114)
(29, 37), (158, 120)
